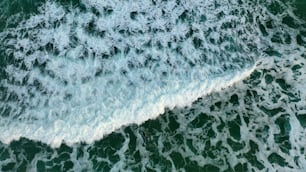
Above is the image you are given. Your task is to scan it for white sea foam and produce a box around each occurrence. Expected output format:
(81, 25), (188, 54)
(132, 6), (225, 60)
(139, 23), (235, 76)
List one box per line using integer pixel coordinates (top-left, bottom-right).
(1, 0), (306, 171)
(0, 0), (304, 147)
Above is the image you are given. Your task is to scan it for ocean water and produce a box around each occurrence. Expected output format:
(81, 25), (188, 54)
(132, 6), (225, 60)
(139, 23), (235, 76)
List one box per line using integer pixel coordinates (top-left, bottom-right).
(0, 0), (305, 171)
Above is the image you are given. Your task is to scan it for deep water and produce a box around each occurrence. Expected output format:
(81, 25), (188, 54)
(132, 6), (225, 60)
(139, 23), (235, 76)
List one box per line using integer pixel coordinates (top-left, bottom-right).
(0, 0), (306, 171)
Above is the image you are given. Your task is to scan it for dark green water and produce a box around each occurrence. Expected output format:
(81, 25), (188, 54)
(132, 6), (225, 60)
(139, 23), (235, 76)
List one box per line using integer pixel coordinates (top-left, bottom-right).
(0, 0), (306, 171)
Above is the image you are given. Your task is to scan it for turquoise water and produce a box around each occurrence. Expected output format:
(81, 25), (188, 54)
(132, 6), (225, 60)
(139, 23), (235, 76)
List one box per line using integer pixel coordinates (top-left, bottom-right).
(0, 0), (306, 171)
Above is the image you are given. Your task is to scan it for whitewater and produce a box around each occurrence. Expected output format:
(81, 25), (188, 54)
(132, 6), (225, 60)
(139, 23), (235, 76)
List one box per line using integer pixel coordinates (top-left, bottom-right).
(0, 0), (306, 171)
(0, 0), (262, 146)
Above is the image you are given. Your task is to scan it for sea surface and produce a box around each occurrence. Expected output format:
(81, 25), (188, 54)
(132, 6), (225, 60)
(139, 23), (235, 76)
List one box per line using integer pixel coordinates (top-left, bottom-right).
(0, 0), (306, 171)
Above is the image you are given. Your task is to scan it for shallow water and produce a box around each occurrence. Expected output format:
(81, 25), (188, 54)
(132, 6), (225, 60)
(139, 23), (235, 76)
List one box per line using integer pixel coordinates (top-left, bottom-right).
(0, 0), (306, 171)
